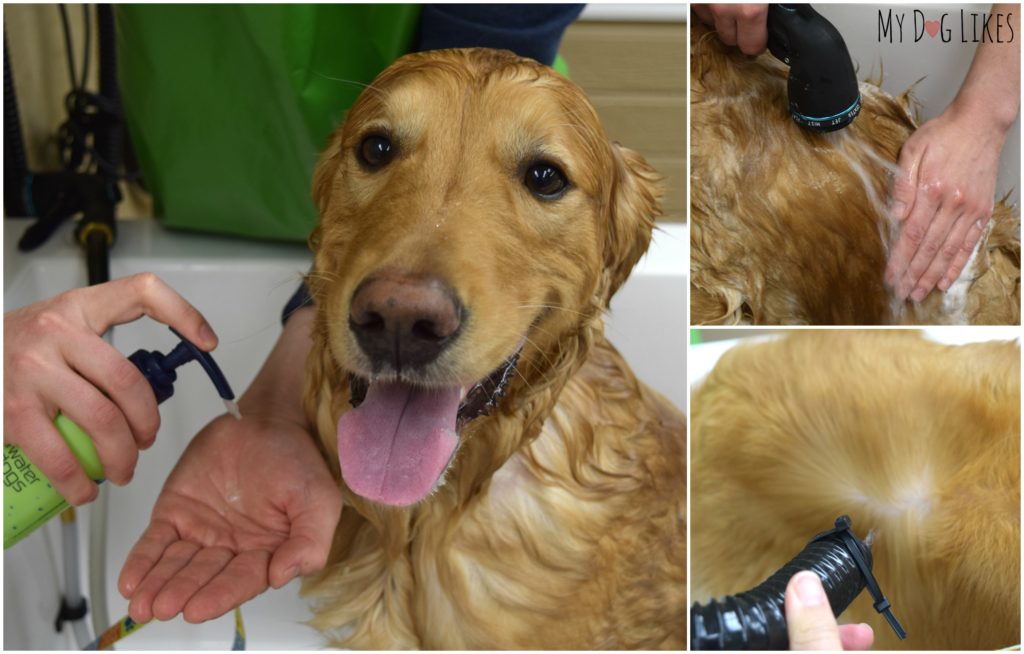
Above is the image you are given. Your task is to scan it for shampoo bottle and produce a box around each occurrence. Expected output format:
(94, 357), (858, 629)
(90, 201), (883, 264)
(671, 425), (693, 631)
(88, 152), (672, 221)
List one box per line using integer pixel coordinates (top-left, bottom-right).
(3, 327), (237, 549)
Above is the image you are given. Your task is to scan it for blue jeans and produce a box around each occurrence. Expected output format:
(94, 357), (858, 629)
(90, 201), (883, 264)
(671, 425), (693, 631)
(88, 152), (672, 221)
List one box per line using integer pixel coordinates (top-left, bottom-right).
(416, 4), (585, 65)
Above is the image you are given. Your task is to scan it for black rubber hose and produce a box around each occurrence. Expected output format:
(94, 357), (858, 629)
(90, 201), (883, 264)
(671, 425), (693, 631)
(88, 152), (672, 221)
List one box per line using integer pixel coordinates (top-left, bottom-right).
(691, 516), (901, 650)
(75, 3), (119, 267)
(4, 31), (30, 216)
(83, 228), (110, 286)
(94, 4), (122, 179)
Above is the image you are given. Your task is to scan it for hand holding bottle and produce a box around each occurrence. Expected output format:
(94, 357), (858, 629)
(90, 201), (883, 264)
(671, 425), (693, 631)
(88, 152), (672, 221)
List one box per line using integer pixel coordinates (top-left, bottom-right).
(4, 273), (217, 505)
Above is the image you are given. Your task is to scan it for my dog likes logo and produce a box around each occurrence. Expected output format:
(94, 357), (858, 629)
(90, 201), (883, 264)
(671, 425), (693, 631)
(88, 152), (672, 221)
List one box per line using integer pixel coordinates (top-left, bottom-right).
(878, 9), (1015, 43)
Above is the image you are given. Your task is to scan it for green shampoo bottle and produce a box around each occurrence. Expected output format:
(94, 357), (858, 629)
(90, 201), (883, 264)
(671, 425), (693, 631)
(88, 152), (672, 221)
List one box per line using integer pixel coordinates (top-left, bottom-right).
(3, 327), (237, 549)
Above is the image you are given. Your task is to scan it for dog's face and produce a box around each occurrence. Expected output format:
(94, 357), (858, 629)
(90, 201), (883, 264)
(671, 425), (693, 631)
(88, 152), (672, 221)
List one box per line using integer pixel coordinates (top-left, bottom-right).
(308, 49), (660, 507)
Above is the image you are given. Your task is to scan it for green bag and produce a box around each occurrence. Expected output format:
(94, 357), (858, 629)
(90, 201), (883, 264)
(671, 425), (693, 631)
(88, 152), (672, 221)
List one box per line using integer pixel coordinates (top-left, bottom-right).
(117, 5), (421, 242)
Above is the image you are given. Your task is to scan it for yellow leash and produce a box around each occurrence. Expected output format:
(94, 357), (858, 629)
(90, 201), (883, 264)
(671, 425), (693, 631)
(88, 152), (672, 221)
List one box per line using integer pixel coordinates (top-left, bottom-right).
(84, 607), (245, 650)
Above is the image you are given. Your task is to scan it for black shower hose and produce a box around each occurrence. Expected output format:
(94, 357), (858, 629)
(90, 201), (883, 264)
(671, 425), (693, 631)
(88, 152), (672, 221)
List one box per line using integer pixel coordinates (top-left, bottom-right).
(691, 515), (906, 650)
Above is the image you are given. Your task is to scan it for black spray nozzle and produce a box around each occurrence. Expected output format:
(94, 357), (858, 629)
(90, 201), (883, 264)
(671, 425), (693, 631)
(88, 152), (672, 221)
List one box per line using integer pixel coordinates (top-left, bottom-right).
(128, 326), (235, 405)
(766, 4), (861, 132)
(690, 515), (905, 650)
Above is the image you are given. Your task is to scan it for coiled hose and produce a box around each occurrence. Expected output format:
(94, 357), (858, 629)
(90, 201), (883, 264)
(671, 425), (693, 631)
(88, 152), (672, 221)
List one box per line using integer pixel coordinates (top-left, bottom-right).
(691, 516), (906, 650)
(4, 30), (29, 216)
(93, 4), (122, 178)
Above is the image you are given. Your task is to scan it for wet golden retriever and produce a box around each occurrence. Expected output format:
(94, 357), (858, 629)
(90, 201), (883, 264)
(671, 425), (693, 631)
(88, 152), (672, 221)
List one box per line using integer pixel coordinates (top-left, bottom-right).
(691, 330), (1020, 649)
(298, 48), (685, 649)
(690, 20), (1020, 325)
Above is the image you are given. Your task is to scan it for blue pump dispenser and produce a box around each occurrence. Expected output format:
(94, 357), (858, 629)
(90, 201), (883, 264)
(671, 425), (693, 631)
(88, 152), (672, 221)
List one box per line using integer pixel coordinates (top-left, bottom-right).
(130, 327), (236, 406)
(4, 326), (238, 548)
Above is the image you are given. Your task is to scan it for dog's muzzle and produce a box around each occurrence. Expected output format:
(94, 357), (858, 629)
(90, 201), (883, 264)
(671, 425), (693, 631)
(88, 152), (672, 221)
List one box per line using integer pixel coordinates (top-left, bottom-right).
(348, 347), (522, 429)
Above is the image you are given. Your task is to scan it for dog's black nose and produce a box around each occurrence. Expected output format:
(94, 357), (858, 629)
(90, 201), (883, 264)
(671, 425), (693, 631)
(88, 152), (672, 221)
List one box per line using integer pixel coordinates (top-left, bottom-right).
(349, 274), (462, 370)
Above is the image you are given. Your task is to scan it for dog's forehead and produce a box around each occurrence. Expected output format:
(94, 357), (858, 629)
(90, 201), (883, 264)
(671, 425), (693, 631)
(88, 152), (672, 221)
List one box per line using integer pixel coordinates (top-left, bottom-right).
(358, 57), (602, 141)
(346, 59), (611, 188)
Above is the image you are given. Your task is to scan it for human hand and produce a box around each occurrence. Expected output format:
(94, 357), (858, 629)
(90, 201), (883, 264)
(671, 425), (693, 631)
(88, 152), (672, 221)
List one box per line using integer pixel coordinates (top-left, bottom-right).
(118, 408), (341, 624)
(4, 273), (217, 505)
(885, 6), (1019, 303)
(884, 104), (1007, 302)
(693, 4), (769, 55)
(785, 571), (874, 650)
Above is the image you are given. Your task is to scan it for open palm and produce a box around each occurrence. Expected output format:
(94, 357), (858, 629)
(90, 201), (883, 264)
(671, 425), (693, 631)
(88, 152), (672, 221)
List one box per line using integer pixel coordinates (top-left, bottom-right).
(118, 412), (341, 624)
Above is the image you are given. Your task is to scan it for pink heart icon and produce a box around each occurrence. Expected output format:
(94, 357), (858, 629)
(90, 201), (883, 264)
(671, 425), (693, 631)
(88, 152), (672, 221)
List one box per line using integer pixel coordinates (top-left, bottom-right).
(924, 20), (940, 37)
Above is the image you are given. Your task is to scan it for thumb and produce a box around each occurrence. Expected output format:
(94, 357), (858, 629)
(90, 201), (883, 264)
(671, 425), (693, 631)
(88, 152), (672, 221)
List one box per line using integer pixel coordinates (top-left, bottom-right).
(268, 495), (342, 588)
(785, 571), (844, 650)
(890, 142), (922, 222)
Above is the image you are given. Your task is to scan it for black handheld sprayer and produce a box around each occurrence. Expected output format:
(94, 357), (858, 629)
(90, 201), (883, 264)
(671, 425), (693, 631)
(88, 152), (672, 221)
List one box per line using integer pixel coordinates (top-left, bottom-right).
(766, 4), (861, 132)
(690, 516), (906, 650)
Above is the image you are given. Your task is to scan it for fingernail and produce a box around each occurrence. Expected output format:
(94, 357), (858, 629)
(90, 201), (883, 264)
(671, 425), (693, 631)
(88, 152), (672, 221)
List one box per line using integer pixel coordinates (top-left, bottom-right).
(891, 201), (906, 219)
(286, 565), (300, 581)
(795, 572), (826, 607)
(910, 287), (927, 302)
(937, 278), (951, 292)
(199, 323), (216, 347)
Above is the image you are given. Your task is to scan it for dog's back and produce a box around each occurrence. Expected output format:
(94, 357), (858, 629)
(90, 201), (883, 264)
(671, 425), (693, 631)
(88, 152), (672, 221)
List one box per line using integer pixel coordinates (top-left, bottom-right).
(690, 20), (1020, 325)
(691, 331), (1020, 649)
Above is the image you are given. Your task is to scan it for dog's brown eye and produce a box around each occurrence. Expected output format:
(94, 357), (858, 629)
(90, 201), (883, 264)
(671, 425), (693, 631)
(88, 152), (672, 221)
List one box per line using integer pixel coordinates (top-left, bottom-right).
(524, 163), (569, 199)
(358, 135), (395, 168)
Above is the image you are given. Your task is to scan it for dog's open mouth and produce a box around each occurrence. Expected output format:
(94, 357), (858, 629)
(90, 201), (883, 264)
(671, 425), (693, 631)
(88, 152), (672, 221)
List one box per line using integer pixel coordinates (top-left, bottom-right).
(336, 348), (521, 506)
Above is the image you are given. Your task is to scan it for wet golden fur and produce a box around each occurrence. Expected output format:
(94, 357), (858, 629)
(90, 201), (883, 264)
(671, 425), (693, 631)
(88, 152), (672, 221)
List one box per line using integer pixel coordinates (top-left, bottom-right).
(692, 331), (1020, 649)
(299, 49), (685, 648)
(690, 20), (1020, 325)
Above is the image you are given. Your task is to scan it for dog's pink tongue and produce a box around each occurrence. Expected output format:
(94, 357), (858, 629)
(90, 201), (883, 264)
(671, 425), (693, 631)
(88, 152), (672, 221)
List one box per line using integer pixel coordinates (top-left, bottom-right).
(337, 381), (460, 506)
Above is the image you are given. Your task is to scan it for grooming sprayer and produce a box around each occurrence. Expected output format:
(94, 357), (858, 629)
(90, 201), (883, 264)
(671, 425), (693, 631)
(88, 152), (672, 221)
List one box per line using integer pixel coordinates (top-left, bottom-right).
(690, 515), (906, 650)
(767, 4), (861, 132)
(3, 327), (238, 549)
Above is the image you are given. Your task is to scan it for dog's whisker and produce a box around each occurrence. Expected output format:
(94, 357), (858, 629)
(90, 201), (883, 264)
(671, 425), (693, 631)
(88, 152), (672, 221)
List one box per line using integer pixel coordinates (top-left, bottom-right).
(303, 271), (341, 285)
(520, 333), (557, 372)
(312, 71), (386, 97)
(305, 268), (340, 279)
(523, 324), (558, 340)
(511, 367), (535, 394)
(516, 303), (591, 318)
(267, 274), (308, 296)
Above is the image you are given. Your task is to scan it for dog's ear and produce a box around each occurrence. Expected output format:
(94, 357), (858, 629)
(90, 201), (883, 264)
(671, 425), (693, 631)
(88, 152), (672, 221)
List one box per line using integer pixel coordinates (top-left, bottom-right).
(601, 143), (663, 303)
(312, 135), (343, 215)
(307, 136), (342, 296)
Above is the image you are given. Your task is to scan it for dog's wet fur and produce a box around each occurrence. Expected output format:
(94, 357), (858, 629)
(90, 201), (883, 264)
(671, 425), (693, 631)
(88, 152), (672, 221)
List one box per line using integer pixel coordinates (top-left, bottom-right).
(692, 331), (1020, 650)
(690, 20), (1020, 325)
(300, 48), (685, 649)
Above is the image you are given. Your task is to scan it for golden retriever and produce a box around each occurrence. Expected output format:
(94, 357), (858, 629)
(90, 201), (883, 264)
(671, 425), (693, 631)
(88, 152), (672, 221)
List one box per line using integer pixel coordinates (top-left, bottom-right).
(298, 48), (685, 649)
(690, 19), (1021, 325)
(691, 330), (1020, 650)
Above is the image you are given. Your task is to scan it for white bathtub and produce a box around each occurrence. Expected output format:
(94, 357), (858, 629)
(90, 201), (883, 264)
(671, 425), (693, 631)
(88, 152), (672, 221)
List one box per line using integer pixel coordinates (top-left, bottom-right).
(2, 218), (686, 649)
